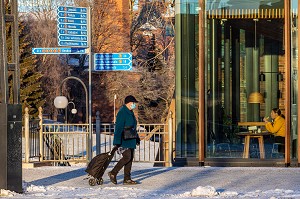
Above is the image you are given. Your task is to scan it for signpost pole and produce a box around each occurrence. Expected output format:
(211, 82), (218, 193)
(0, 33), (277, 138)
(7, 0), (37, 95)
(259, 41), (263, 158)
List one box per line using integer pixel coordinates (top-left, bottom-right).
(88, 6), (93, 161)
(32, 6), (92, 162)
(32, 5), (133, 162)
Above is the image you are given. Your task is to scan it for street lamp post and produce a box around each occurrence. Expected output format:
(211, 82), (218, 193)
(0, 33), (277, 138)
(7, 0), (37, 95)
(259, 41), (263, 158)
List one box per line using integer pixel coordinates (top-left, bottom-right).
(53, 76), (91, 161)
(54, 76), (88, 124)
(113, 94), (117, 123)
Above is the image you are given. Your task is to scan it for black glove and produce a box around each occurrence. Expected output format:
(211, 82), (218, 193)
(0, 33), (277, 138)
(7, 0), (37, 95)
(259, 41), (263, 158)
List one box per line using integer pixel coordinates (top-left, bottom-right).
(136, 137), (140, 146)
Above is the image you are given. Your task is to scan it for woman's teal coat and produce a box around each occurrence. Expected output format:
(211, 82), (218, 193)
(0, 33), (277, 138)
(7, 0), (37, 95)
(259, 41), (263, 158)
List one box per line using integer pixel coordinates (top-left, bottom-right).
(113, 105), (138, 149)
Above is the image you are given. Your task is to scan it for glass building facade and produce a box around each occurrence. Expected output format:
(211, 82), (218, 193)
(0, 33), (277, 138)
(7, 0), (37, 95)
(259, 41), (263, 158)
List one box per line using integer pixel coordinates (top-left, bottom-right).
(175, 0), (300, 166)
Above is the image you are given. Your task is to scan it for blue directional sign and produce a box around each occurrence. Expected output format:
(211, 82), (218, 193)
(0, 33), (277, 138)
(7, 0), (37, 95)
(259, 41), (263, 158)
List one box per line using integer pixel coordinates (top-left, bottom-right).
(59, 35), (87, 41)
(58, 24), (87, 30)
(94, 59), (132, 65)
(59, 29), (87, 35)
(58, 18), (87, 24)
(57, 6), (88, 47)
(94, 53), (132, 60)
(58, 41), (88, 46)
(58, 12), (87, 19)
(58, 6), (87, 13)
(94, 53), (132, 71)
(95, 64), (132, 71)
(32, 47), (88, 54)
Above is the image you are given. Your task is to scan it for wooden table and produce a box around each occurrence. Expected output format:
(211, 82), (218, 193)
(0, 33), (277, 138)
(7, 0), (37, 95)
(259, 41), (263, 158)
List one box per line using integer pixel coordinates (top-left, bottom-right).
(238, 122), (265, 127)
(237, 122), (270, 159)
(236, 132), (271, 159)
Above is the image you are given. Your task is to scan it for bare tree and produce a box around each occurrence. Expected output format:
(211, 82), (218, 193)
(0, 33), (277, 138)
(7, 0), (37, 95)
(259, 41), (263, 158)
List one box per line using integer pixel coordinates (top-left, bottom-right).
(130, 1), (175, 123)
(89, 0), (175, 123)
(21, 0), (72, 117)
(20, 0), (175, 123)
(88, 0), (136, 122)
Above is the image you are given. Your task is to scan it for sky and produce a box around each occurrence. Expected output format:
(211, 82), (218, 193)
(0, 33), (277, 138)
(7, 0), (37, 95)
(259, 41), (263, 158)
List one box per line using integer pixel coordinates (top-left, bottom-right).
(1, 163), (300, 199)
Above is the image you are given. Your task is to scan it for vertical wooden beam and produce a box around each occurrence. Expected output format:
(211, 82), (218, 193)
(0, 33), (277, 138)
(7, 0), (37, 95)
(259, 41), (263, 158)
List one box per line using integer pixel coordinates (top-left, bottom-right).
(297, 0), (300, 167)
(198, 0), (205, 165)
(242, 9), (244, 18)
(222, 9), (224, 19)
(284, 0), (291, 166)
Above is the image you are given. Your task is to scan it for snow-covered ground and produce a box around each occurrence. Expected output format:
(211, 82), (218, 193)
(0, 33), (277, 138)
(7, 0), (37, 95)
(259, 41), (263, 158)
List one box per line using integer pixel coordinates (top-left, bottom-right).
(1, 163), (300, 198)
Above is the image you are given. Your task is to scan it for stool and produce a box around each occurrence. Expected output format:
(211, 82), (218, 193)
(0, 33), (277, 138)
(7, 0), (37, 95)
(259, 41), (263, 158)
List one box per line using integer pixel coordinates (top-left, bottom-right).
(271, 143), (284, 158)
(250, 144), (259, 158)
(215, 143), (231, 157)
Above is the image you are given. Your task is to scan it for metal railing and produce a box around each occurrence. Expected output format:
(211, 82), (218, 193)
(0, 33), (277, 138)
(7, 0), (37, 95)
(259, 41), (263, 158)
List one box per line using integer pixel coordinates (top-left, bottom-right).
(41, 123), (89, 165)
(24, 108), (41, 162)
(36, 123), (168, 165)
(24, 107), (173, 166)
(97, 123), (168, 163)
(28, 119), (40, 159)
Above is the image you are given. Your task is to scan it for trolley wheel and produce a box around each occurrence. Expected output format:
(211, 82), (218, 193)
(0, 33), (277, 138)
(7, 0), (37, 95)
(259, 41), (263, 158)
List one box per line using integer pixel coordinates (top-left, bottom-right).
(89, 178), (96, 186)
(96, 178), (103, 185)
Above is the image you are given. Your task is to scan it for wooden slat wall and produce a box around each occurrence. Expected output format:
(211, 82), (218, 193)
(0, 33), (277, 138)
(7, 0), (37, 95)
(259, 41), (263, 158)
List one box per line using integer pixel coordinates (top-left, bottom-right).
(207, 8), (285, 19)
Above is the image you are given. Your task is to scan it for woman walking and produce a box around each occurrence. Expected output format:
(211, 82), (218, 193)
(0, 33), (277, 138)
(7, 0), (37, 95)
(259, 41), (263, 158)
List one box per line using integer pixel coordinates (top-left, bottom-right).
(108, 95), (140, 185)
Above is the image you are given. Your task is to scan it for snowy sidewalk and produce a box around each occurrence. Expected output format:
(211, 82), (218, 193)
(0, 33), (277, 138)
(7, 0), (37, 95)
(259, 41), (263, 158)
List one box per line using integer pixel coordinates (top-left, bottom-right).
(2, 163), (300, 198)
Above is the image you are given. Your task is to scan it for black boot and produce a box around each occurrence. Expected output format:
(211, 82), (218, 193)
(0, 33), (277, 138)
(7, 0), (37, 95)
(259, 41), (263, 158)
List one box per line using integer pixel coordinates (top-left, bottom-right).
(108, 172), (117, 184)
(123, 179), (138, 185)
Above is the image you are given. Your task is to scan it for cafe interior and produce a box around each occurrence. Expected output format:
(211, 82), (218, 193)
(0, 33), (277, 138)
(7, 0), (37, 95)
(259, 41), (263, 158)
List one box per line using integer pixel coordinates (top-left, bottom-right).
(174, 0), (300, 167)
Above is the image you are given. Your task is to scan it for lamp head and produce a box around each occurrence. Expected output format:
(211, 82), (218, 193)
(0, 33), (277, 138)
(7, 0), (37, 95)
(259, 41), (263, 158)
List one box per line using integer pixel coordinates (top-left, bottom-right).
(71, 109), (77, 114)
(54, 96), (68, 109)
(248, 92), (265, 103)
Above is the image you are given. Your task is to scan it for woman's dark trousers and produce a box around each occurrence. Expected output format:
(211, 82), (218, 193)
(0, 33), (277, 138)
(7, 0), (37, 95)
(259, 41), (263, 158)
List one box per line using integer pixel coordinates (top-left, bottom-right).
(275, 136), (285, 154)
(111, 148), (134, 180)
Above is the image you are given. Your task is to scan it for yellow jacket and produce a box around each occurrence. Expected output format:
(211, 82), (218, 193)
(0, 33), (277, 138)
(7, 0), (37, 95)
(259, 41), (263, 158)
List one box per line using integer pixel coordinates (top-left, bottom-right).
(265, 116), (285, 137)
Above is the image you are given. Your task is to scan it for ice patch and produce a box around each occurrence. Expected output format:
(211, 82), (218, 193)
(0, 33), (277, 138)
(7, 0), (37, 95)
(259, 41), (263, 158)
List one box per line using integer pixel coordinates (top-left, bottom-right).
(0, 189), (16, 197)
(219, 191), (239, 197)
(25, 184), (47, 192)
(103, 186), (137, 191)
(191, 186), (218, 196)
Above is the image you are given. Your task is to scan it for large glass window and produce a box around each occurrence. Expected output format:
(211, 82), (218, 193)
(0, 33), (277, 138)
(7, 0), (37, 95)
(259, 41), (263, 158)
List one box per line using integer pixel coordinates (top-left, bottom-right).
(175, 0), (199, 157)
(205, 0), (286, 159)
(291, 0), (298, 159)
(175, 0), (298, 161)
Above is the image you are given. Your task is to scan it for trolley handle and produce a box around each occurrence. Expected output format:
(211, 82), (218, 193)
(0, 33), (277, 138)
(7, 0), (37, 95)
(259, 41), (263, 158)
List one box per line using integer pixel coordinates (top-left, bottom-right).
(109, 145), (119, 155)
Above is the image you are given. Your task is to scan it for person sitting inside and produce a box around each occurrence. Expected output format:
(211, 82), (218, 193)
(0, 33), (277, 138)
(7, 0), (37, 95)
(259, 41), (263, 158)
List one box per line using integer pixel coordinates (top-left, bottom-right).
(263, 108), (285, 154)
